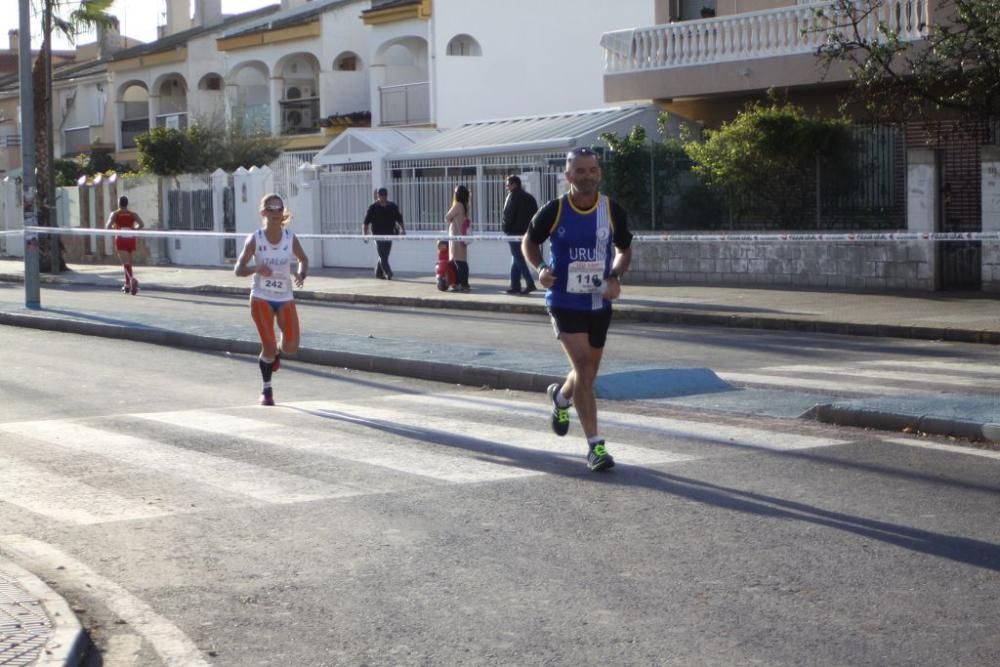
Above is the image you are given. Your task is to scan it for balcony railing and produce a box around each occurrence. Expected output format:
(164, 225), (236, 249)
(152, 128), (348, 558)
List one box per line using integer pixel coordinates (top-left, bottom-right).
(379, 81), (430, 127)
(602, 0), (929, 74)
(63, 126), (92, 156)
(156, 111), (189, 131)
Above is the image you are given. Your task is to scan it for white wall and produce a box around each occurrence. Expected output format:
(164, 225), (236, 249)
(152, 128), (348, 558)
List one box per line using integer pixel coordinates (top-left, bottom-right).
(319, 2), (371, 116)
(431, 0), (656, 127)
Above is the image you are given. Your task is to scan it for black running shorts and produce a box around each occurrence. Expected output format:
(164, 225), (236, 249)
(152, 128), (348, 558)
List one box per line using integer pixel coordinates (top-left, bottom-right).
(548, 307), (613, 349)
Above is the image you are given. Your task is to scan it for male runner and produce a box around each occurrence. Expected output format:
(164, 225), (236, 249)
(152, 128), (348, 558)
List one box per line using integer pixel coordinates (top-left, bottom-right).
(105, 195), (145, 294)
(522, 147), (633, 471)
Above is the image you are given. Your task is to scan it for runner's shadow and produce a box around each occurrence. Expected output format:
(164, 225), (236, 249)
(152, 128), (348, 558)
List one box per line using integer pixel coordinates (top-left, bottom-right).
(604, 465), (1000, 573)
(287, 403), (1000, 573)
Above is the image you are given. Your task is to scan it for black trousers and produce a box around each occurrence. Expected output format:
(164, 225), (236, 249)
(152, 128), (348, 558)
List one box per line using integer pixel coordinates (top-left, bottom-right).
(375, 240), (393, 277)
(453, 260), (469, 288)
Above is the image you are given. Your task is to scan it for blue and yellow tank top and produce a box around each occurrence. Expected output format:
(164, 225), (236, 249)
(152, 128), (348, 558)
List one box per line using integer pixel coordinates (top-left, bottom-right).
(546, 193), (615, 311)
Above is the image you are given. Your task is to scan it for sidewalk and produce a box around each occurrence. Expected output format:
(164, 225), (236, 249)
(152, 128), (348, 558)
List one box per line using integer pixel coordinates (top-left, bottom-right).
(0, 259), (999, 666)
(4, 259), (1000, 343)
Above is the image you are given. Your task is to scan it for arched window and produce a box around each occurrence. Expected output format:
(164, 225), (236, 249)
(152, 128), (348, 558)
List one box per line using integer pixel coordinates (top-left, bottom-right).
(446, 34), (482, 57)
(334, 51), (361, 71)
(199, 74), (223, 91)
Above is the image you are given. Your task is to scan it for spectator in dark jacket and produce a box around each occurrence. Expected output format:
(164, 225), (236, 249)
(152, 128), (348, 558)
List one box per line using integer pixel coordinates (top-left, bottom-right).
(363, 187), (405, 279)
(502, 175), (539, 294)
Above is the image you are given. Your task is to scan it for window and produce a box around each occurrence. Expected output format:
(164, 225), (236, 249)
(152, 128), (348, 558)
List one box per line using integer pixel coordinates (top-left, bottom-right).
(446, 34), (482, 57)
(334, 52), (359, 71)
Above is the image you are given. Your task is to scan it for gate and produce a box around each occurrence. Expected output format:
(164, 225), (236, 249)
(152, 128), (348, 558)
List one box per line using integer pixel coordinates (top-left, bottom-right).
(319, 169), (373, 234)
(166, 188), (213, 230)
(928, 123), (983, 290)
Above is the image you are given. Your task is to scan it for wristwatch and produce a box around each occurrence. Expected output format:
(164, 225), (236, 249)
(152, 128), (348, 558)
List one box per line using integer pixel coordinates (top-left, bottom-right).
(609, 270), (621, 281)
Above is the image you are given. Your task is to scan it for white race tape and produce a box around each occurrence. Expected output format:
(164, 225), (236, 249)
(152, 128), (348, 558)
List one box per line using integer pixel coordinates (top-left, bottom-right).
(17, 226), (1000, 243)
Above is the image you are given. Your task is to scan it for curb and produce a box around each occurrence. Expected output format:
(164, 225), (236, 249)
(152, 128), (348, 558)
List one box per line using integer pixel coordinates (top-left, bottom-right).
(0, 311), (562, 394)
(804, 403), (1000, 444)
(0, 557), (87, 667)
(3, 274), (999, 345)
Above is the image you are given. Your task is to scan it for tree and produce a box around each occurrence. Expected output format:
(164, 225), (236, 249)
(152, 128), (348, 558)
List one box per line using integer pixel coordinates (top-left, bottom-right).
(814, 0), (1000, 122)
(30, 0), (116, 270)
(683, 99), (854, 227)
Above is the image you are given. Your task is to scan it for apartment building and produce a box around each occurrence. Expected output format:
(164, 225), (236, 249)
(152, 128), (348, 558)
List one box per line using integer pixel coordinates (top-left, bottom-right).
(601, 0), (999, 290)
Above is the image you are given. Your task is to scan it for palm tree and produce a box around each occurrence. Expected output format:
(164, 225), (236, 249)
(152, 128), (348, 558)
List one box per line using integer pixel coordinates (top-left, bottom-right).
(31, 0), (116, 271)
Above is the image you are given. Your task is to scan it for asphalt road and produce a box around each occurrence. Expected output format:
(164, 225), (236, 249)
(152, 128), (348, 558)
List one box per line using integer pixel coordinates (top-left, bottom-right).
(2, 326), (1000, 666)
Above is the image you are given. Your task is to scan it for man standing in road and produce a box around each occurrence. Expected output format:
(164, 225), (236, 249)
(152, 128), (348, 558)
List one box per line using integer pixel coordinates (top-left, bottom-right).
(502, 175), (539, 295)
(363, 187), (405, 279)
(522, 147), (633, 472)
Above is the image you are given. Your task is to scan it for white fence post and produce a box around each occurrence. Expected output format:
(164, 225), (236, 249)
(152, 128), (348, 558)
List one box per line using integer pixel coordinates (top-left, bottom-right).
(290, 163), (322, 265)
(211, 168), (229, 265)
(1, 176), (24, 257)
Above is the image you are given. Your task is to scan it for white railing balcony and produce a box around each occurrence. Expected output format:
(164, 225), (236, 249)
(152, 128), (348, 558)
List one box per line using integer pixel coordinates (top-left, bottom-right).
(601, 0), (930, 74)
(379, 81), (430, 127)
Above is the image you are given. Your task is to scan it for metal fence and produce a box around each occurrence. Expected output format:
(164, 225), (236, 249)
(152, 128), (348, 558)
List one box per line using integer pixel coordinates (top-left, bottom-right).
(317, 152), (570, 234)
(603, 125), (907, 231)
(319, 168), (373, 234)
(271, 150), (319, 200)
(166, 188), (213, 231)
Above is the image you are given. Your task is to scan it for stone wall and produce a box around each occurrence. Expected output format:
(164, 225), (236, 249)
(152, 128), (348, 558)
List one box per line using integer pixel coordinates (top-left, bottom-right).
(629, 237), (935, 291)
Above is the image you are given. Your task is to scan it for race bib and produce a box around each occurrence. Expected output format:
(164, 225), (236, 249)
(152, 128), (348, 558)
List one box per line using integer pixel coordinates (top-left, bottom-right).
(259, 270), (290, 297)
(567, 260), (604, 294)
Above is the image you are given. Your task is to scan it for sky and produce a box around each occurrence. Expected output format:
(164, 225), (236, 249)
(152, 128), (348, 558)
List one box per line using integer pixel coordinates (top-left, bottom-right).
(2, 0), (277, 52)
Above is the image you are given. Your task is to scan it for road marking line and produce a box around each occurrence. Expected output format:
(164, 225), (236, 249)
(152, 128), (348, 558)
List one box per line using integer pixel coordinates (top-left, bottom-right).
(144, 409), (551, 483)
(0, 421), (347, 505)
(0, 455), (168, 525)
(861, 359), (1000, 375)
(387, 394), (850, 451)
(716, 372), (894, 396)
(882, 437), (1000, 460)
(1, 535), (211, 667)
(766, 364), (1000, 388)
(287, 400), (699, 469)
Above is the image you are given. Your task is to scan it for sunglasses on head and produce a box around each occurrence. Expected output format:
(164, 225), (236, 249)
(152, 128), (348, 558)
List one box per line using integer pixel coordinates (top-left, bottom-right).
(567, 146), (597, 159)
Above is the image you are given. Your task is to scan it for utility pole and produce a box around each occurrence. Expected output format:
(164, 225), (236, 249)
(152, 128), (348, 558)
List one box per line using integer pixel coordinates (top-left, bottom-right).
(19, 0), (39, 308)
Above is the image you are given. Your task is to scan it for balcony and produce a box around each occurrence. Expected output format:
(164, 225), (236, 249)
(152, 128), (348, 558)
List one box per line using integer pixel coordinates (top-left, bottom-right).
(379, 81), (430, 127)
(156, 112), (189, 131)
(602, 0), (930, 102)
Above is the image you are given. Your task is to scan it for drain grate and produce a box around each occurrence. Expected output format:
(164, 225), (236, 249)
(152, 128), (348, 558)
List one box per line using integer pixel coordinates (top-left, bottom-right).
(0, 574), (51, 667)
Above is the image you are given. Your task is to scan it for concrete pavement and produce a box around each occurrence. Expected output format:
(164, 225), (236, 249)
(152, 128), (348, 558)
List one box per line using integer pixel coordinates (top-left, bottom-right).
(1, 258), (998, 666)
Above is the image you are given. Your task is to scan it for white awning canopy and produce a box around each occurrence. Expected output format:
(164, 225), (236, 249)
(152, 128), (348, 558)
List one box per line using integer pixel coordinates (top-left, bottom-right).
(386, 105), (676, 162)
(312, 128), (443, 166)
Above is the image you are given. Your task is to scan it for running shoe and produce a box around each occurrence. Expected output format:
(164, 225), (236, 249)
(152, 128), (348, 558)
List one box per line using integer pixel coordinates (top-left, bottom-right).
(587, 441), (615, 472)
(547, 383), (570, 436)
(259, 388), (275, 406)
(130, 278), (139, 295)
(121, 282), (130, 294)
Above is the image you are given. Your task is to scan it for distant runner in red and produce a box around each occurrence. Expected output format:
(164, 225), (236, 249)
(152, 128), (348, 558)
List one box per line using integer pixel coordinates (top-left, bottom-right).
(105, 195), (146, 295)
(234, 193), (309, 406)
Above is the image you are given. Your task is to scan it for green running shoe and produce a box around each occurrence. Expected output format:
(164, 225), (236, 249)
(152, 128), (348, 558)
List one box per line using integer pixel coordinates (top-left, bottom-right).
(547, 383), (570, 436)
(587, 441), (615, 472)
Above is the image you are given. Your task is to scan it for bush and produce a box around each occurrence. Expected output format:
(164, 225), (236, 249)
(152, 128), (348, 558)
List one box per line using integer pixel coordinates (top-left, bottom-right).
(136, 122), (283, 175)
(684, 99), (854, 227)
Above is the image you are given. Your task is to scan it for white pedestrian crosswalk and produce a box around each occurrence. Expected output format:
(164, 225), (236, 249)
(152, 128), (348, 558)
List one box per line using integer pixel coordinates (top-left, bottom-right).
(718, 358), (1000, 396)
(0, 393), (854, 527)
